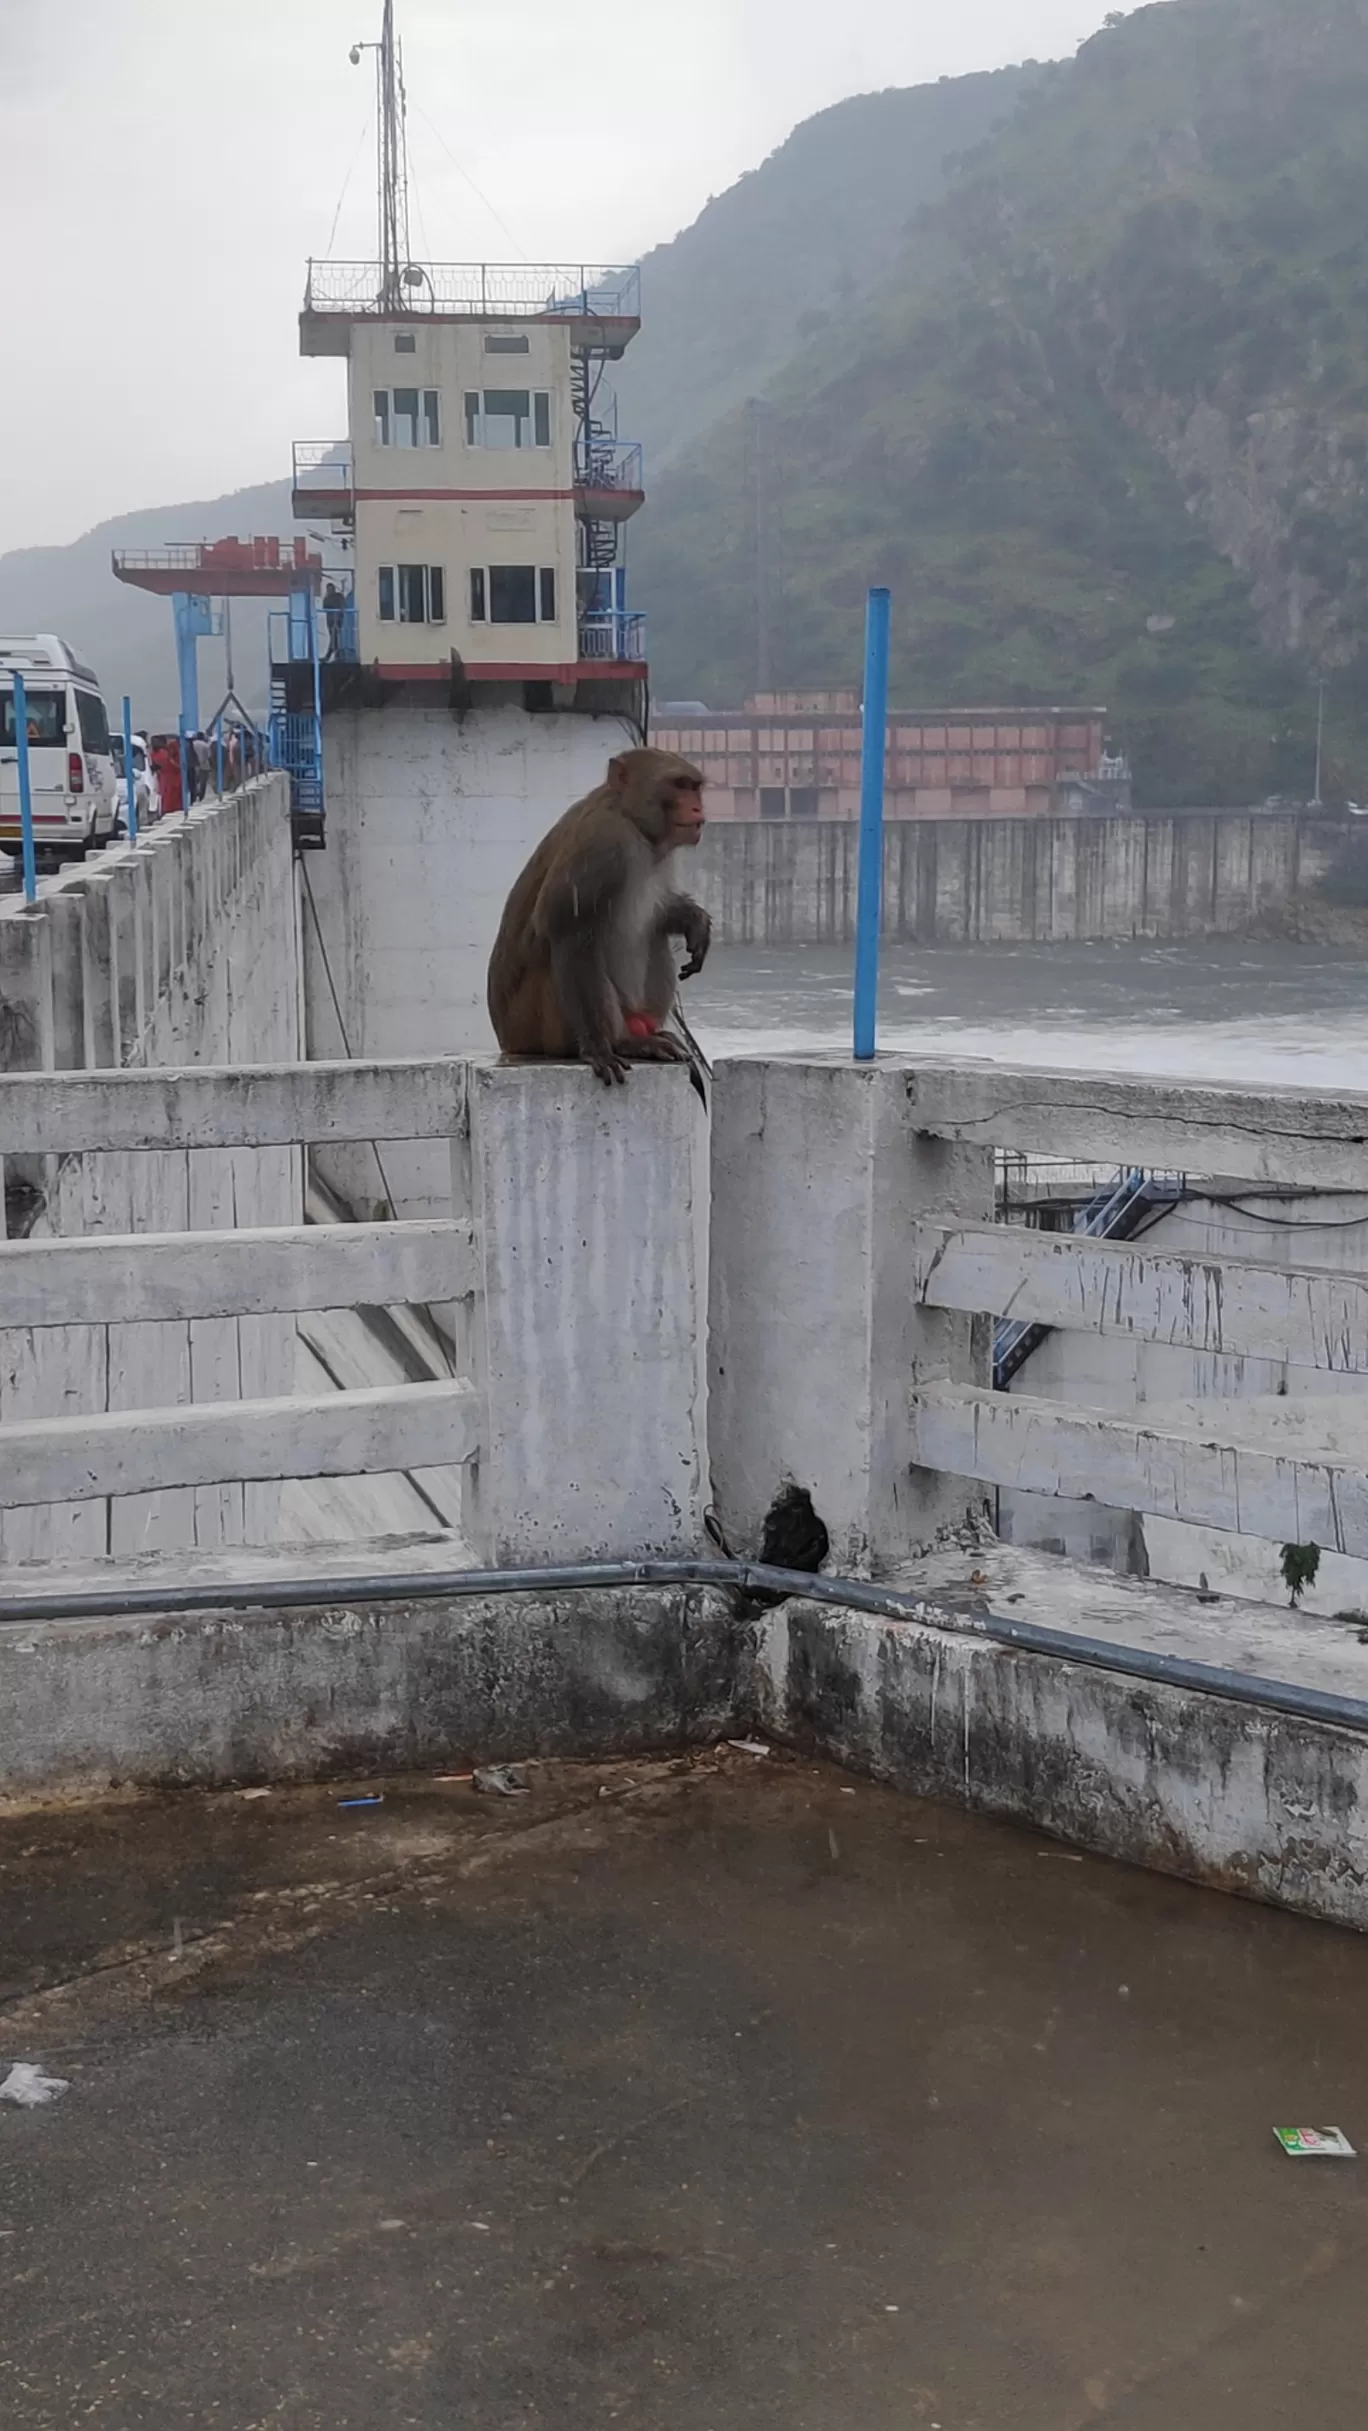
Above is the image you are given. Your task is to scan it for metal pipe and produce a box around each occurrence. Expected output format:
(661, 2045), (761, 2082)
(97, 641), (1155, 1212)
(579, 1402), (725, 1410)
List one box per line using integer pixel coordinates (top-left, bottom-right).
(11, 670), (37, 903)
(853, 586), (890, 1060)
(4, 1556), (1367, 1737)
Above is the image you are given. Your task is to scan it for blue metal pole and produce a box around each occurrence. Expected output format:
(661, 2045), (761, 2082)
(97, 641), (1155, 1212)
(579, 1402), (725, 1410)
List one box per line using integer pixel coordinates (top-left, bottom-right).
(853, 585), (891, 1060)
(11, 670), (37, 904)
(171, 592), (201, 734)
(121, 695), (138, 842)
(178, 713), (190, 818)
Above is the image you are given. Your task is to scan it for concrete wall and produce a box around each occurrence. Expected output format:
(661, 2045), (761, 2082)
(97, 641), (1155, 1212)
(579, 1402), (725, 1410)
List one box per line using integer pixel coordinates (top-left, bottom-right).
(753, 1590), (1368, 1933)
(309, 702), (638, 1216)
(0, 1582), (742, 1802)
(0, 780), (300, 1562)
(693, 810), (1341, 946)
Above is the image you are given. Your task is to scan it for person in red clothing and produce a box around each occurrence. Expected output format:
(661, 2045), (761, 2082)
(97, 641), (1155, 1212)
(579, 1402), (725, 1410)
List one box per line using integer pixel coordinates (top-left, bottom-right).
(151, 736), (183, 817)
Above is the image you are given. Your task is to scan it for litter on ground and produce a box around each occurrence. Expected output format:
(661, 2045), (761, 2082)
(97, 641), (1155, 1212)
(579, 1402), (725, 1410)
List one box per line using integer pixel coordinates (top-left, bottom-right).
(0, 2065), (70, 2109)
(1274, 2127), (1356, 2158)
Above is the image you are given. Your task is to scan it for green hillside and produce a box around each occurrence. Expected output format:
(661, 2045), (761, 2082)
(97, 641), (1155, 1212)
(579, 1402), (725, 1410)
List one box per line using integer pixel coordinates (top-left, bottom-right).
(615, 66), (1044, 473)
(633, 0), (1368, 805)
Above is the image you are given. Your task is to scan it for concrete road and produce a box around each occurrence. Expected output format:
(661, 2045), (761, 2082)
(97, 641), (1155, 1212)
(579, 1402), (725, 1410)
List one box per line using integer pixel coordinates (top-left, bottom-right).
(2, 1752), (1367, 2428)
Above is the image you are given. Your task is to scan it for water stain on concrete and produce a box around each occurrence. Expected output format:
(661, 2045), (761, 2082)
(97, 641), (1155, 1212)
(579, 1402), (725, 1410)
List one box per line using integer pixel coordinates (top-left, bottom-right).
(2, 1753), (1367, 2428)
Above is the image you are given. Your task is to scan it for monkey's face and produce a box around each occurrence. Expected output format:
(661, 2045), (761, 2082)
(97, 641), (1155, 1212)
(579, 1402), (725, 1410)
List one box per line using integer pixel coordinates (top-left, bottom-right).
(661, 776), (705, 849)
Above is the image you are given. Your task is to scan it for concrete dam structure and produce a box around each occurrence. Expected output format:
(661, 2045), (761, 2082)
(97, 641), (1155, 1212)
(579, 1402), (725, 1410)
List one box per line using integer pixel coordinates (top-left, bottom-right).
(692, 807), (1343, 947)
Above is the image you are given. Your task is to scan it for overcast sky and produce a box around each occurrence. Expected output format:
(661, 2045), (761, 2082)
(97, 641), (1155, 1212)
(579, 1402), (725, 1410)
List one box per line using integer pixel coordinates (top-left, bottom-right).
(0, 0), (1142, 553)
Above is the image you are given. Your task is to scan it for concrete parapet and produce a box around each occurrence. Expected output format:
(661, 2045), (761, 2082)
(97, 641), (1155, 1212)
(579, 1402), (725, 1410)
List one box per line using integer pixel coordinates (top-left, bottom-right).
(0, 1580), (741, 1802)
(7, 1536), (1368, 1938)
(751, 1547), (1368, 1933)
(0, 782), (299, 1561)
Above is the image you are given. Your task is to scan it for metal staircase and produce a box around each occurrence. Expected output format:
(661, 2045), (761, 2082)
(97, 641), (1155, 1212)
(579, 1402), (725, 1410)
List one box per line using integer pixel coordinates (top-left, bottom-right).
(994, 1167), (1185, 1390)
(572, 356), (623, 572)
(267, 593), (326, 850)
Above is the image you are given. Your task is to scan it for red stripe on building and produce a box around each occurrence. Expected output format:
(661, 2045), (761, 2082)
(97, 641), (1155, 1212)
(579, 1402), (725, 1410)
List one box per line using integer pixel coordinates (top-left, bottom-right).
(354, 487), (575, 503)
(372, 660), (643, 683)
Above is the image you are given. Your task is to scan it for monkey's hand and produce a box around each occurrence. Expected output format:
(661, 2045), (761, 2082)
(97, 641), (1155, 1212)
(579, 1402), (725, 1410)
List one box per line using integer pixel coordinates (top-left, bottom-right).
(665, 898), (711, 981)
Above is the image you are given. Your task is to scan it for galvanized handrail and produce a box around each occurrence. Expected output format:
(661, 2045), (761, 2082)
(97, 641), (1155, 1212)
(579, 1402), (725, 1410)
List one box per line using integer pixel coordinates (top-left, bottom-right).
(304, 260), (641, 321)
(292, 439), (354, 487)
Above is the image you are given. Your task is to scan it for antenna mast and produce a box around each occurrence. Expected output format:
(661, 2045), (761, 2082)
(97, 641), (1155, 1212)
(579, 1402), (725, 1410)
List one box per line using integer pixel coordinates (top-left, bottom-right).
(376, 0), (411, 308)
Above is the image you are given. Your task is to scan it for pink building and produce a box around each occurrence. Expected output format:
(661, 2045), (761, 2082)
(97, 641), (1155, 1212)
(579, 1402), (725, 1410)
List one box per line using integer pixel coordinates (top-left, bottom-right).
(651, 691), (1116, 821)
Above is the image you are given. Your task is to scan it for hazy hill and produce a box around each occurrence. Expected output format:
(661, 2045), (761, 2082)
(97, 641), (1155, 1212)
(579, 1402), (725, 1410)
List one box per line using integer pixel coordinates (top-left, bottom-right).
(614, 67), (1045, 473)
(0, 481), (294, 729)
(633, 0), (1368, 804)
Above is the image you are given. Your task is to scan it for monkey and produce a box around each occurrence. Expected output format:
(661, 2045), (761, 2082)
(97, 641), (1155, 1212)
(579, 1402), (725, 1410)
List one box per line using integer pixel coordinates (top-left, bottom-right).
(487, 746), (711, 1086)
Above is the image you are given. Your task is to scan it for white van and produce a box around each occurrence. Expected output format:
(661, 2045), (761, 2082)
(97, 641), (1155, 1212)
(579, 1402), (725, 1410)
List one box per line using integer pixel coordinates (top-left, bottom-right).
(0, 636), (120, 864)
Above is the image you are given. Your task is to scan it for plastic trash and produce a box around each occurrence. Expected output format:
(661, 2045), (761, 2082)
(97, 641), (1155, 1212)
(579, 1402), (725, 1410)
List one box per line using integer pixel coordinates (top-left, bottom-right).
(726, 1739), (770, 1758)
(473, 1765), (530, 1797)
(338, 1794), (384, 1809)
(1275, 2127), (1356, 2157)
(0, 2064), (70, 2109)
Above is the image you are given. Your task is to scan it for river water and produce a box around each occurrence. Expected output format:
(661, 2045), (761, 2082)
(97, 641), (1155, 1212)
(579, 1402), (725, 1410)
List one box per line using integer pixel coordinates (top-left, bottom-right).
(687, 938), (1368, 1089)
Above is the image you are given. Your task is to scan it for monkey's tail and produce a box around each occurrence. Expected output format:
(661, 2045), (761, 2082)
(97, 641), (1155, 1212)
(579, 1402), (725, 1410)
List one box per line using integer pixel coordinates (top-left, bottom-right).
(670, 1005), (712, 1111)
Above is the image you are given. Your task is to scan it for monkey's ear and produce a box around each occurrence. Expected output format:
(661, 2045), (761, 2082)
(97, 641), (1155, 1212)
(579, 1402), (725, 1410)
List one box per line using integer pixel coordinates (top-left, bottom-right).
(607, 754), (631, 790)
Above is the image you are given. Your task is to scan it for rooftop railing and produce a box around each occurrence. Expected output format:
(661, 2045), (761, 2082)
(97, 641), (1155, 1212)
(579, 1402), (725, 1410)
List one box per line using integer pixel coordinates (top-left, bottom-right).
(303, 261), (641, 323)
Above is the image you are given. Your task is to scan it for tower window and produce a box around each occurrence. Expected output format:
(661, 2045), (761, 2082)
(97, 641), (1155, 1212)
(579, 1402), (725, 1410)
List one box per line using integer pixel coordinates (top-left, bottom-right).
(468, 566), (560, 624)
(394, 332), (416, 353)
(373, 387), (441, 447)
(485, 331), (531, 354)
(463, 390), (552, 449)
(377, 564), (446, 623)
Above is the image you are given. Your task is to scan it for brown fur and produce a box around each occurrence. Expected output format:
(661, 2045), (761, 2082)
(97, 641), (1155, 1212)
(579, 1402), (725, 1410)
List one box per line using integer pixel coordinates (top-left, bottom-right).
(487, 747), (710, 1084)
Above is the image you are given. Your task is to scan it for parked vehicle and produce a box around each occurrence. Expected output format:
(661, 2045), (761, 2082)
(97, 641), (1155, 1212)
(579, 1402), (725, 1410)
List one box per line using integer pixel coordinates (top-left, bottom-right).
(109, 729), (161, 831)
(0, 636), (119, 864)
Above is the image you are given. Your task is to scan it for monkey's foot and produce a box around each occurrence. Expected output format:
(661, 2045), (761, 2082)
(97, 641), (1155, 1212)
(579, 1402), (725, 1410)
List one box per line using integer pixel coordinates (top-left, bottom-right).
(617, 1032), (689, 1063)
(587, 1047), (630, 1085)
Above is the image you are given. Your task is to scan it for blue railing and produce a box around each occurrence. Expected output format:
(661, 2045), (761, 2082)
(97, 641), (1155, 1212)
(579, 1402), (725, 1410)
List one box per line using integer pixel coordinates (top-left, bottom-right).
(994, 1167), (1186, 1389)
(578, 611), (646, 663)
(269, 599), (358, 667)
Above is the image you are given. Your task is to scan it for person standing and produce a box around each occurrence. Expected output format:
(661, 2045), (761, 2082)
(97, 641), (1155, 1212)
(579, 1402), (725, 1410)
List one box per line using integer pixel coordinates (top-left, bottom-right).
(323, 580), (346, 661)
(153, 735), (183, 818)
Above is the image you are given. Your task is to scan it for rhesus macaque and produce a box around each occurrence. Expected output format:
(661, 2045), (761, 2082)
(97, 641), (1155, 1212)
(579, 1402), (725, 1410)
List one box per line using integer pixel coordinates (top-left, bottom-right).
(487, 747), (711, 1085)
